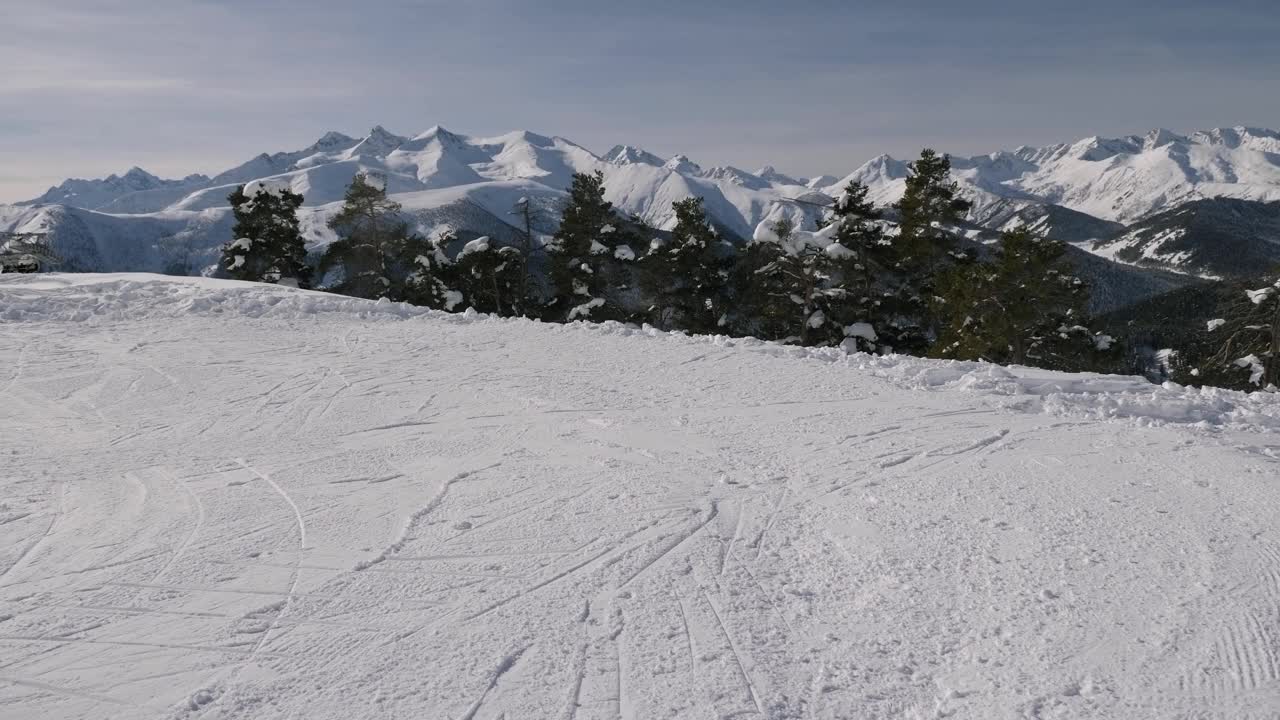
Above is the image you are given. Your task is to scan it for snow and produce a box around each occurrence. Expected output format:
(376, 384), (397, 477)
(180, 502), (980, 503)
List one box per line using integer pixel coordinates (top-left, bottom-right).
(1207, 318), (1227, 331)
(844, 321), (877, 342)
(442, 289), (464, 311)
(613, 244), (635, 261)
(1235, 354), (1266, 385)
(751, 219), (842, 257)
(3, 273), (1280, 720)
(457, 236), (491, 259)
(1247, 283), (1278, 305)
(567, 296), (605, 319)
(241, 178), (291, 198)
(824, 242), (855, 259)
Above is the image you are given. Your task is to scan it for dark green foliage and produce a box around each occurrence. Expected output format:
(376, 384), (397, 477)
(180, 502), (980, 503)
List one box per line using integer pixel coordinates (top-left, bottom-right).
(220, 184), (310, 286)
(1186, 273), (1280, 389)
(827, 182), (888, 351)
(546, 171), (637, 322)
(449, 236), (525, 315)
(638, 197), (732, 333)
(933, 227), (1105, 370)
(732, 216), (864, 347)
(319, 174), (440, 302)
(880, 149), (975, 353)
(394, 231), (457, 310)
(509, 196), (556, 316)
(892, 149), (972, 271)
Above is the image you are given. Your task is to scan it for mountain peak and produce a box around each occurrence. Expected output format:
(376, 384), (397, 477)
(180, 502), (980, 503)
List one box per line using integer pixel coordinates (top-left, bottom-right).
(1143, 128), (1186, 150)
(664, 154), (702, 174)
(756, 165), (805, 186)
(604, 145), (663, 166)
(312, 131), (355, 148)
(349, 125), (407, 157)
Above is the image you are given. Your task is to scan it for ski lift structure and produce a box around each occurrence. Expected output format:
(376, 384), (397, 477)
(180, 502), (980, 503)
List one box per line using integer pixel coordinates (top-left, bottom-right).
(0, 232), (61, 274)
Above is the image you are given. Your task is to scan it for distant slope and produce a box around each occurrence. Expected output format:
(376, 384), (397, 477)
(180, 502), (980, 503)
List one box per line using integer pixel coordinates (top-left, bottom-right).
(1090, 198), (1280, 278)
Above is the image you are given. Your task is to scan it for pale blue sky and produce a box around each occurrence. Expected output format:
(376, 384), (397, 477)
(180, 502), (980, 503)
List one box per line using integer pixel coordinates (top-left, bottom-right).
(3, 0), (1278, 202)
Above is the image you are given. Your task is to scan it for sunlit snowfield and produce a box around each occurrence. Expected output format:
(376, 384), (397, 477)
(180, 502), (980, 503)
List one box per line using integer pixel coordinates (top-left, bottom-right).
(2, 275), (1279, 719)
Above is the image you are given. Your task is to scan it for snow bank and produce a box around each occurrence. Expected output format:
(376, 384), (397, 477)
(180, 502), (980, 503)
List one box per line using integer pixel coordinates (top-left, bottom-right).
(567, 322), (1280, 432)
(0, 273), (436, 324)
(5, 273), (1279, 431)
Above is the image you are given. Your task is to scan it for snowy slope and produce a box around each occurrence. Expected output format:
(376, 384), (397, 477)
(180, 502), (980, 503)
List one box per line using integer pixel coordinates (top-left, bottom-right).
(1089, 198), (1280, 278)
(3, 274), (1280, 720)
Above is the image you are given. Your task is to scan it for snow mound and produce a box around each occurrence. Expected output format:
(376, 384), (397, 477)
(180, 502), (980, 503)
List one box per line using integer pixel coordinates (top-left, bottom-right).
(0, 274), (437, 324)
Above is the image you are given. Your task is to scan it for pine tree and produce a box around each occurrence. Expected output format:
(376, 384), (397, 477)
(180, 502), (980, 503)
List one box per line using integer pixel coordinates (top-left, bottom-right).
(883, 149), (974, 353)
(932, 227), (1107, 370)
(828, 181), (887, 352)
(509, 196), (555, 316)
(734, 216), (864, 346)
(449, 236), (525, 315)
(397, 230), (460, 311)
(546, 171), (637, 322)
(318, 174), (422, 300)
(892, 149), (971, 270)
(639, 197), (732, 333)
(220, 181), (310, 286)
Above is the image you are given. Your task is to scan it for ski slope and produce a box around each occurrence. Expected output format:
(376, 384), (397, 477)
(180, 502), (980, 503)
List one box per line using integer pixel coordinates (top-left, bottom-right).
(2, 275), (1279, 720)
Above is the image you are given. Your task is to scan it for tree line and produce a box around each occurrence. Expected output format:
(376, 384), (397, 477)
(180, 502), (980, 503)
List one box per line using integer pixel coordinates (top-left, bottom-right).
(219, 151), (1126, 375)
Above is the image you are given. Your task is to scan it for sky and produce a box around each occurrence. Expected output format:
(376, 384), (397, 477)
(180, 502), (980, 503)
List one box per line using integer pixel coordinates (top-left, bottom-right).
(3, 0), (1279, 203)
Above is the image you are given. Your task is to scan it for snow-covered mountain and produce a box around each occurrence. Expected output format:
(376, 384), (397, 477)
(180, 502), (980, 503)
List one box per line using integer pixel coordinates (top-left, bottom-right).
(7, 124), (1280, 279)
(24, 167), (212, 215)
(5, 125), (832, 274)
(832, 126), (1280, 225)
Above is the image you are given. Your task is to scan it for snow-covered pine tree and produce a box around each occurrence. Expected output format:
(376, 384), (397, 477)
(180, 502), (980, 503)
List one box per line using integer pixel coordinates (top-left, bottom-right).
(319, 173), (423, 300)
(882, 149), (974, 354)
(448, 235), (524, 315)
(220, 181), (310, 286)
(1194, 273), (1280, 389)
(932, 227), (1107, 369)
(546, 171), (637, 322)
(638, 197), (733, 333)
(397, 230), (460, 311)
(828, 181), (887, 352)
(735, 216), (864, 346)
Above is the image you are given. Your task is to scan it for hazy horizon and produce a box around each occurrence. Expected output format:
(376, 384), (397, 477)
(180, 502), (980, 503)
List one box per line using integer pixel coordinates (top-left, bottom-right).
(5, 0), (1278, 203)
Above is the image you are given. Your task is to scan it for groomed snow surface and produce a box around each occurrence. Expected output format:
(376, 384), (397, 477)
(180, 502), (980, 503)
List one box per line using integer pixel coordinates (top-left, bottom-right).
(2, 274), (1279, 720)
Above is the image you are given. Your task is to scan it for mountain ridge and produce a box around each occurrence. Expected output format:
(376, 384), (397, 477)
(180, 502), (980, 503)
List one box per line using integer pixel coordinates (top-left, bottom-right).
(8, 124), (1280, 284)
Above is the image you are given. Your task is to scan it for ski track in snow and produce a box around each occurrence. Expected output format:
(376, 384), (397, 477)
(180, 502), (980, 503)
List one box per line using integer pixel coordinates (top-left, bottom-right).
(1, 274), (1279, 719)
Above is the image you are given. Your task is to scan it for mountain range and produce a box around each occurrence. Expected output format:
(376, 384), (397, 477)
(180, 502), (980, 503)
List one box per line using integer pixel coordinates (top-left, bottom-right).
(5, 124), (1280, 287)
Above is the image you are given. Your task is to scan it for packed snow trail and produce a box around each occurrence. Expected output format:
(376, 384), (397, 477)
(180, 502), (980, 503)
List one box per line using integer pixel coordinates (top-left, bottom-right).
(1, 275), (1279, 720)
